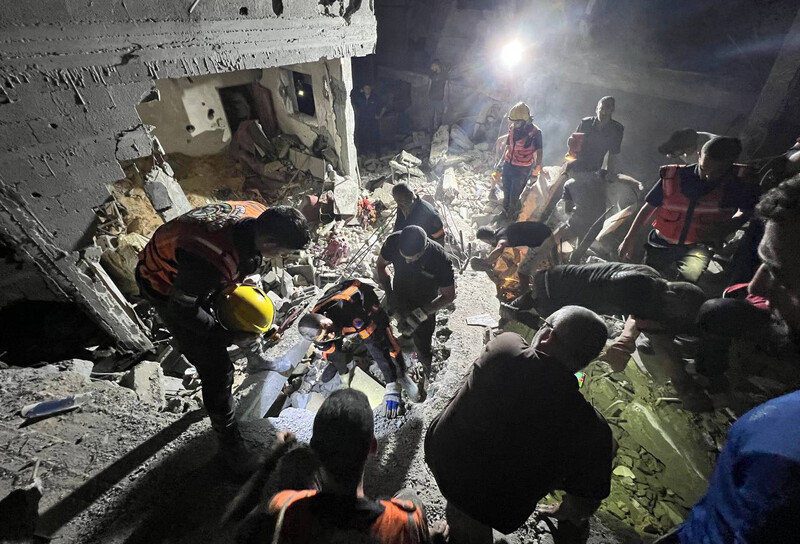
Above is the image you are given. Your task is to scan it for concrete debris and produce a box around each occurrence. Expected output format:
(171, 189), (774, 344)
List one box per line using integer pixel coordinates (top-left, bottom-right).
(440, 167), (459, 203)
(389, 150), (426, 183)
(143, 163), (192, 222)
(120, 361), (166, 409)
(332, 174), (360, 216)
(269, 407), (316, 443)
(58, 359), (94, 377)
(99, 232), (149, 296)
(289, 148), (326, 180)
(236, 370), (288, 421)
(613, 465), (637, 479)
(429, 125), (450, 169)
(0, 461), (42, 540)
(162, 376), (184, 396)
(449, 124), (474, 152)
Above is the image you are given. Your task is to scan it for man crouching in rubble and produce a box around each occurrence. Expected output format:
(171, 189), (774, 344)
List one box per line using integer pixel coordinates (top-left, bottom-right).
(502, 262), (710, 410)
(298, 278), (419, 419)
(376, 226), (456, 386)
(426, 306), (614, 544)
(136, 201), (310, 475)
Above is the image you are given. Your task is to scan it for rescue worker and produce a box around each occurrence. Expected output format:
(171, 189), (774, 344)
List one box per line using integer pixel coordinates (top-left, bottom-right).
(239, 389), (431, 544)
(499, 102), (543, 218)
(658, 128), (717, 165)
(475, 221), (552, 293)
(425, 307), (613, 544)
(502, 262), (711, 411)
(562, 96), (642, 242)
(298, 279), (419, 419)
(655, 174), (800, 544)
(618, 136), (759, 282)
(392, 182), (445, 243)
(376, 226), (456, 381)
(136, 201), (310, 473)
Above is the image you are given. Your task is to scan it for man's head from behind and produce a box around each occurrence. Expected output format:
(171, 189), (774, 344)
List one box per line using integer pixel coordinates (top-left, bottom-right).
(699, 136), (741, 181)
(254, 206), (311, 258)
(310, 389), (376, 493)
(398, 225), (428, 263)
(750, 174), (800, 335)
(392, 183), (416, 216)
(662, 281), (707, 333)
(534, 306), (608, 373)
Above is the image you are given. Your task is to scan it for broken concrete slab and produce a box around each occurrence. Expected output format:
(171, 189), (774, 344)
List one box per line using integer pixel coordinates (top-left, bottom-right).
(235, 370), (288, 421)
(349, 367), (385, 409)
(430, 125), (450, 169)
(620, 401), (714, 505)
(333, 175), (360, 216)
(289, 148), (326, 180)
(440, 167), (458, 203)
(449, 124), (474, 151)
(120, 361), (166, 409)
(143, 164), (191, 222)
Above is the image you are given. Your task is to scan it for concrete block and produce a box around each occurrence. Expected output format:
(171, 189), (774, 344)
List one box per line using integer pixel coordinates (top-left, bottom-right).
(115, 126), (153, 161)
(143, 165), (191, 221)
(59, 359), (94, 377)
(235, 370), (288, 421)
(349, 367), (385, 409)
(120, 361), (166, 409)
(333, 175), (360, 216)
(440, 167), (458, 202)
(289, 148), (326, 179)
(429, 125), (449, 168)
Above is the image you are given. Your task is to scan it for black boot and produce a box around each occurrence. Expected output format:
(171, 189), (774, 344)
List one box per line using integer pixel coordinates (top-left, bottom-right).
(217, 424), (258, 478)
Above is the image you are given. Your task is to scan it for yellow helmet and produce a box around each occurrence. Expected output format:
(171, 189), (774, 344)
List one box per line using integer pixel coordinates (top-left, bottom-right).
(508, 102), (531, 122)
(216, 284), (275, 334)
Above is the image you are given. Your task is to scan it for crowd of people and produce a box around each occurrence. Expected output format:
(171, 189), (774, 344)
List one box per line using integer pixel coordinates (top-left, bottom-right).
(133, 89), (800, 542)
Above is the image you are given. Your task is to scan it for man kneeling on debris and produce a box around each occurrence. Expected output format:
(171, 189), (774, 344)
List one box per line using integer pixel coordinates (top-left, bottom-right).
(392, 182), (445, 244)
(426, 307), (613, 543)
(240, 389), (431, 544)
(136, 202), (310, 474)
(298, 279), (419, 419)
(475, 220), (553, 292)
(503, 262), (710, 410)
(377, 226), (456, 383)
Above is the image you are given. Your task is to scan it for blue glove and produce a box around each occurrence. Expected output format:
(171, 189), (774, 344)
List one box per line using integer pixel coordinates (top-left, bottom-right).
(384, 382), (402, 419)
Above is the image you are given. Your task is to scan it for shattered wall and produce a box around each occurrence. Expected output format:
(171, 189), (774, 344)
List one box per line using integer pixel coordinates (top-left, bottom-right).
(137, 70), (263, 157)
(260, 58), (359, 179)
(0, 0), (377, 347)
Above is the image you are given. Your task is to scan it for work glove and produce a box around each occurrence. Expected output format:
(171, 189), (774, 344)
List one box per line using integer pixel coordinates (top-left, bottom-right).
(384, 382), (402, 419)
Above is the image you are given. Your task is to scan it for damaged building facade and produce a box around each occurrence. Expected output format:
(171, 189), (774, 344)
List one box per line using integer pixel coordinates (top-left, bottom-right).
(0, 1), (374, 356)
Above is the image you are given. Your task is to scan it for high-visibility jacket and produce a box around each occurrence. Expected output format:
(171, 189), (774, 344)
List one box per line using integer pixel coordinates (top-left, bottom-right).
(313, 280), (382, 341)
(137, 201), (266, 296)
(267, 489), (427, 544)
(652, 165), (745, 245)
(504, 124), (541, 167)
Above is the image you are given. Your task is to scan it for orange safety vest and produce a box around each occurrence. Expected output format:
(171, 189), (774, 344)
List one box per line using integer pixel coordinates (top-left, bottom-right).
(137, 201), (267, 296)
(267, 489), (426, 544)
(652, 165), (744, 245)
(504, 124), (541, 167)
(313, 280), (380, 340)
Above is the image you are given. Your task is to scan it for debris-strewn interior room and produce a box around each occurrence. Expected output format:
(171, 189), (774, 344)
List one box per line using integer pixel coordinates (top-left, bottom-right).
(2, 1), (800, 543)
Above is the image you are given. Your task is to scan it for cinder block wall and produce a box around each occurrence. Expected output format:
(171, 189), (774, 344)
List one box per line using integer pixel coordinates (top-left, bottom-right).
(0, 0), (376, 345)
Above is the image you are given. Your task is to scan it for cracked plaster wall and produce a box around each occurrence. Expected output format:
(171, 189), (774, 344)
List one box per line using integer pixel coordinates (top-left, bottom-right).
(0, 0), (376, 343)
(137, 70), (263, 157)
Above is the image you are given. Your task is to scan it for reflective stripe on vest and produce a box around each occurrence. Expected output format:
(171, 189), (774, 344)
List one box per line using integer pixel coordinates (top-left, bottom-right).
(651, 166), (735, 245)
(504, 125), (540, 167)
(358, 321), (377, 339)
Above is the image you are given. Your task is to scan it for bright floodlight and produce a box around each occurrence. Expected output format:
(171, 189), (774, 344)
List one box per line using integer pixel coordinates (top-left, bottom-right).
(501, 40), (522, 68)
(297, 89), (305, 96)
